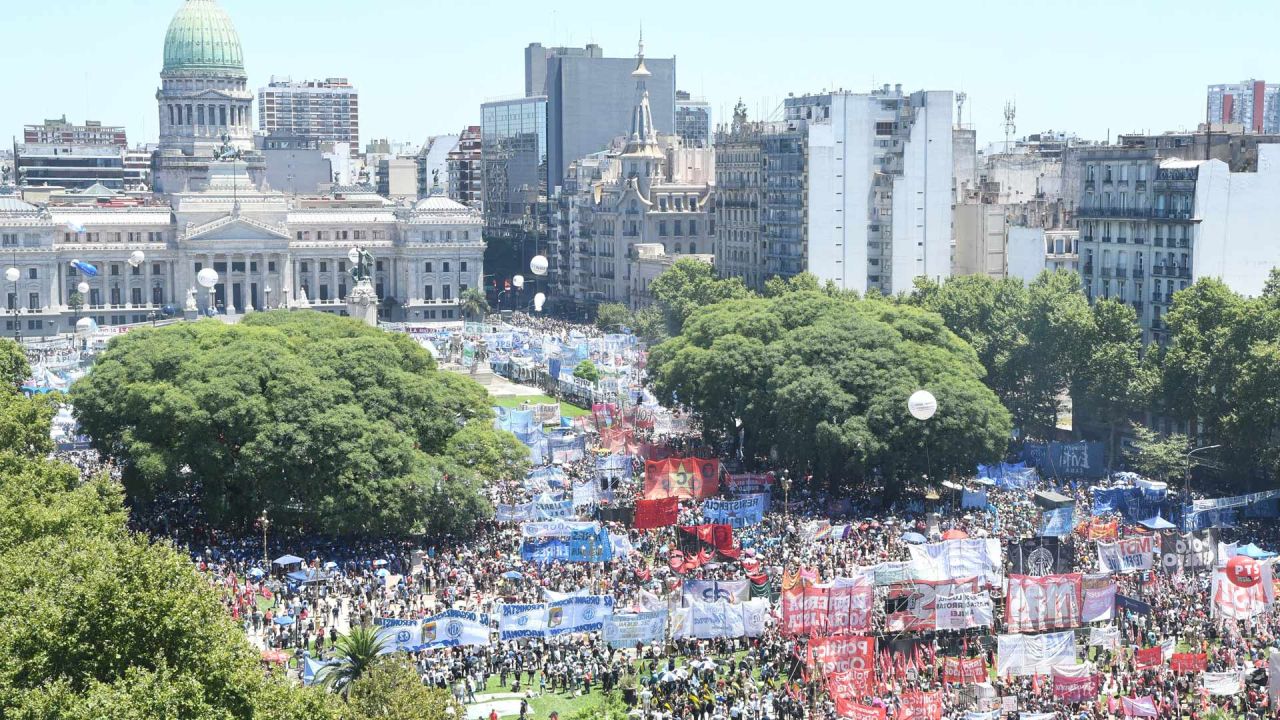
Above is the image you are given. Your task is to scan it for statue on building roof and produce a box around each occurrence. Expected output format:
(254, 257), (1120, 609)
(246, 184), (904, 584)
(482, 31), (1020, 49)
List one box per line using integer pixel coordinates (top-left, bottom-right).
(214, 133), (242, 162)
(732, 100), (748, 132)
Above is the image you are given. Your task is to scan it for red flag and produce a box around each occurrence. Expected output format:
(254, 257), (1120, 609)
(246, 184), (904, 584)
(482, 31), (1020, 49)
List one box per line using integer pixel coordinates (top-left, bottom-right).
(634, 497), (678, 529)
(679, 523), (740, 559)
(1134, 646), (1163, 668)
(643, 458), (720, 500)
(898, 690), (943, 720)
(1171, 652), (1207, 673)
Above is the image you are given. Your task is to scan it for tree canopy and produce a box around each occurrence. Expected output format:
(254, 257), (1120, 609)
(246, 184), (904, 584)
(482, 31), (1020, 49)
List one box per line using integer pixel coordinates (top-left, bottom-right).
(648, 287), (1011, 488)
(648, 258), (751, 337)
(70, 311), (526, 535)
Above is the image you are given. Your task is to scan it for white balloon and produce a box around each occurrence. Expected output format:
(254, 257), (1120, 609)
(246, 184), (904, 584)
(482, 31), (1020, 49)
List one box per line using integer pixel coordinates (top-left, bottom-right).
(513, 274), (525, 289)
(76, 281), (90, 294)
(908, 390), (938, 420)
(128, 250), (146, 267)
(533, 292), (546, 312)
(3, 268), (18, 283)
(347, 247), (360, 265)
(75, 317), (98, 336)
(196, 267), (220, 289)
(530, 255), (549, 276)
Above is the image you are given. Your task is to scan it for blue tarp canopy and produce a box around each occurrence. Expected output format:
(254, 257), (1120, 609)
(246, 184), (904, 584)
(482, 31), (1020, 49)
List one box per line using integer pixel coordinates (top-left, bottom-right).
(303, 658), (334, 685)
(273, 615), (296, 625)
(272, 554), (305, 566)
(1239, 543), (1277, 559)
(1138, 515), (1176, 530)
(286, 569), (324, 584)
(501, 570), (523, 579)
(901, 532), (928, 544)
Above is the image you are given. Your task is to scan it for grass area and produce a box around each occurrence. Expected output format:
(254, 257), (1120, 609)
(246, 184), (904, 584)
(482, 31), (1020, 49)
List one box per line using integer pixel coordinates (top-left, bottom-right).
(492, 394), (591, 419)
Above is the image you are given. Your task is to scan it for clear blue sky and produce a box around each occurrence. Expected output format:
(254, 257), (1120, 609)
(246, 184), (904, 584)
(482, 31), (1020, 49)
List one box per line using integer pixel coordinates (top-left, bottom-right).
(6, 0), (1279, 149)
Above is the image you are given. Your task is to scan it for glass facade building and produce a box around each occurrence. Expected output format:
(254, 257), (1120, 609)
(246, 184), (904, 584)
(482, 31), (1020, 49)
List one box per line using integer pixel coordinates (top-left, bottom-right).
(481, 96), (548, 231)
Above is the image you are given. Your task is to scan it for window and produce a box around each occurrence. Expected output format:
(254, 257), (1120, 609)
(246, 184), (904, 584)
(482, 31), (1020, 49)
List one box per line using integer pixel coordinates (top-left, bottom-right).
(26, 268), (36, 280)
(131, 264), (141, 276)
(152, 262), (162, 275)
(268, 261), (276, 272)
(28, 293), (39, 311)
(424, 261), (433, 273)
(110, 264), (120, 276)
(300, 262), (309, 274)
(689, 242), (697, 254)
(319, 285), (329, 301)
(319, 262), (327, 273)
(460, 261), (468, 272)
(0, 234), (16, 248)
(375, 261), (384, 272)
(659, 222), (667, 236)
(443, 262), (450, 273)
(443, 284), (452, 301)
(875, 121), (894, 136)
(424, 285), (433, 300)
(131, 287), (142, 305)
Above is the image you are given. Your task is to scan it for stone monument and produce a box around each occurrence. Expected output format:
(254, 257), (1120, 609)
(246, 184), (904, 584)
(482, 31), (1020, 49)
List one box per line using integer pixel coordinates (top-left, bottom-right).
(345, 246), (379, 326)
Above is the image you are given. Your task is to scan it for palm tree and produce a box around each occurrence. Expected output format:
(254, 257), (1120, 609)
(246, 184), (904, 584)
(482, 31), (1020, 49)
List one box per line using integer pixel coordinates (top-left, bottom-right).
(316, 624), (388, 697)
(459, 287), (490, 323)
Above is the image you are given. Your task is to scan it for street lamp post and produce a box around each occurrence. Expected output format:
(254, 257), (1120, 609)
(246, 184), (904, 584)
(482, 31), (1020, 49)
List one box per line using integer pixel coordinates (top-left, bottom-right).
(260, 510), (269, 571)
(264, 285), (272, 310)
(1184, 444), (1222, 502)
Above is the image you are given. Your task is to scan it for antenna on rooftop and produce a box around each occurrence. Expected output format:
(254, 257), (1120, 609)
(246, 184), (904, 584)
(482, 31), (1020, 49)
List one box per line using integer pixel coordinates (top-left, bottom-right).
(1003, 100), (1017, 153)
(955, 92), (967, 129)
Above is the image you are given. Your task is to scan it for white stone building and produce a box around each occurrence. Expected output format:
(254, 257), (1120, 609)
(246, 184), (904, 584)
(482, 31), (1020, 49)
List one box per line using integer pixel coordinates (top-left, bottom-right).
(0, 0), (484, 337)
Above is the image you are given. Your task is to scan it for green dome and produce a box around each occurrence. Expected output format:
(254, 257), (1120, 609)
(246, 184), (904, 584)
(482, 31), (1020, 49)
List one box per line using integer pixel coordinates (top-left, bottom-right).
(162, 0), (245, 75)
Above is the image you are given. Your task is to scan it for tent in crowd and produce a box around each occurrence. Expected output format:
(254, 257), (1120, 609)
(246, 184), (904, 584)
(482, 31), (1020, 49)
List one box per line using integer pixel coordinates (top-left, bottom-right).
(272, 554), (305, 567)
(1138, 515), (1177, 530)
(1238, 543), (1277, 559)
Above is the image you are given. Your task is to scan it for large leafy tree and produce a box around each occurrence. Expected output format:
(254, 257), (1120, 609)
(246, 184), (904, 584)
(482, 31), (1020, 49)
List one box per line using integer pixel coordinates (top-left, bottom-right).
(346, 657), (464, 720)
(649, 288), (1011, 489)
(648, 258), (751, 336)
(70, 311), (523, 535)
(1072, 299), (1154, 467)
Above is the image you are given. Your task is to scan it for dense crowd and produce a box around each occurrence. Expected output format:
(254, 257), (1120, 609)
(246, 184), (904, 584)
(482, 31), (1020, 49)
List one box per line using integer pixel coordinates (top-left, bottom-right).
(59, 316), (1280, 720)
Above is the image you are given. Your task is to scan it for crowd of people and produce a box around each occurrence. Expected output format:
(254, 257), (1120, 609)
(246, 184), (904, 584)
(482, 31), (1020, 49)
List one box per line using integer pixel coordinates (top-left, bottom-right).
(56, 315), (1280, 720)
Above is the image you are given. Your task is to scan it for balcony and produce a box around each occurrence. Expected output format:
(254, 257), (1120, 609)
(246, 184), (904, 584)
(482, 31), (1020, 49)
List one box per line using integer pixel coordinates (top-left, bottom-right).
(1084, 180), (1095, 191)
(1114, 268), (1129, 278)
(1135, 180), (1148, 191)
(1153, 237), (1164, 247)
(1165, 293), (1174, 303)
(1152, 208), (1194, 221)
(1101, 236), (1112, 243)
(1100, 267), (1113, 277)
(1132, 301), (1144, 314)
(1083, 262), (1094, 275)
(1177, 266), (1191, 278)
(1116, 237), (1128, 244)
(1176, 238), (1191, 248)
(1132, 268), (1145, 279)
(1075, 206), (1153, 220)
(1153, 265), (1167, 277)
(1081, 235), (1094, 243)
(1134, 237), (1146, 245)
(1151, 291), (1161, 302)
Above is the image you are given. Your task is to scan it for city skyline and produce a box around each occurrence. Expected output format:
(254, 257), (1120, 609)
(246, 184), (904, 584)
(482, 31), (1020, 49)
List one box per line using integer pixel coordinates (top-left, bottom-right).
(7, 0), (1280, 152)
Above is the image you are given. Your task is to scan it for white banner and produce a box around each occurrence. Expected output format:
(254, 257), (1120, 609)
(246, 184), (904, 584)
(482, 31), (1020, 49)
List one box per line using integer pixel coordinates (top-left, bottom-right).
(374, 617), (421, 652)
(420, 609), (489, 649)
(996, 631), (1077, 676)
(908, 538), (1004, 586)
(1096, 536), (1155, 574)
(934, 592), (994, 630)
(520, 520), (599, 538)
(1081, 575), (1117, 622)
(683, 580), (749, 605)
(1202, 671), (1244, 695)
(498, 603), (548, 640)
(603, 610), (667, 649)
(1088, 625), (1121, 650)
(673, 598), (768, 639)
(546, 595), (614, 637)
(572, 480), (600, 507)
(496, 502), (534, 522)
(1212, 565), (1274, 619)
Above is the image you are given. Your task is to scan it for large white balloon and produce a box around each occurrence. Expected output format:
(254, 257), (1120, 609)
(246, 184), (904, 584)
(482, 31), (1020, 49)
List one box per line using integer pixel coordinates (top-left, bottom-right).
(530, 255), (549, 276)
(128, 250), (146, 267)
(196, 268), (220, 289)
(3, 268), (18, 283)
(908, 390), (938, 420)
(512, 274), (525, 289)
(533, 292), (546, 312)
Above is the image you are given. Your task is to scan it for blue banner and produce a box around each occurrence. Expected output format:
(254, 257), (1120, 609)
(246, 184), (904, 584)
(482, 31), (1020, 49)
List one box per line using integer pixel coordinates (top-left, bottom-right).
(1022, 441), (1105, 479)
(1115, 594), (1152, 615)
(1039, 506), (1075, 537)
(703, 495), (765, 528)
(547, 595), (613, 636)
(568, 526), (614, 562)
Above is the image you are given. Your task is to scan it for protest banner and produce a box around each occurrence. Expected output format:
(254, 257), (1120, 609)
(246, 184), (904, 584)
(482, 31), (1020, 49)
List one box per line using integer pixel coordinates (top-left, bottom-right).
(942, 657), (988, 684)
(907, 538), (1003, 586)
(1005, 573), (1082, 633)
(420, 609), (489, 649)
(886, 578), (980, 632)
(643, 458), (720, 500)
(634, 497), (678, 529)
(934, 592), (994, 631)
(702, 495), (766, 528)
(996, 631), (1077, 676)
(603, 610), (667, 649)
(1097, 536), (1155, 574)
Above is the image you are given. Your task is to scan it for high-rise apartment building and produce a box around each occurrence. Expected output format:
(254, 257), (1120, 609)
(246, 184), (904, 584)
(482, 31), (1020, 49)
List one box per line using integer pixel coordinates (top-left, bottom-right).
(24, 117), (126, 146)
(544, 43), (675, 193)
(258, 77), (360, 154)
(481, 96), (548, 234)
(1207, 80), (1280, 134)
(788, 86), (954, 294)
(447, 126), (482, 208)
(676, 91), (712, 148)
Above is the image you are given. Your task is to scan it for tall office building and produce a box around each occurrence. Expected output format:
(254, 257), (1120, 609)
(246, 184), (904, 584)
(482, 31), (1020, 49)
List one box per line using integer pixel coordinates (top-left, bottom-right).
(258, 77), (360, 154)
(676, 91), (711, 148)
(524, 42), (603, 97)
(481, 96), (548, 233)
(1207, 80), (1280, 133)
(15, 117), (131, 191)
(544, 41), (675, 193)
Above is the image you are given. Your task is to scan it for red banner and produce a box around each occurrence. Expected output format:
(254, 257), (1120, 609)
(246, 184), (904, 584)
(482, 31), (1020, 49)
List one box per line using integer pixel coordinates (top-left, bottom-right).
(634, 497), (678, 529)
(808, 635), (876, 675)
(1087, 518), (1119, 540)
(833, 696), (883, 720)
(644, 458), (720, 500)
(678, 523), (738, 559)
(1005, 573), (1083, 633)
(1170, 652), (1206, 673)
(1134, 646), (1163, 668)
(886, 578), (979, 631)
(1053, 672), (1102, 702)
(942, 656), (987, 684)
(782, 583), (830, 635)
(898, 691), (943, 720)
(826, 576), (875, 633)
(598, 427), (637, 455)
(591, 402), (617, 430)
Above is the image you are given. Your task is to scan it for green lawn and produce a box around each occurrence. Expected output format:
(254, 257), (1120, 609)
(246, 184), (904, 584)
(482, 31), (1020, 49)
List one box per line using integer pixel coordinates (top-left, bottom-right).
(492, 394), (591, 419)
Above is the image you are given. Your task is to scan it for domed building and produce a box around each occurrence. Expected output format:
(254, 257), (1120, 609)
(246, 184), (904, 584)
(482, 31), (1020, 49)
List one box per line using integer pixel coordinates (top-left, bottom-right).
(153, 0), (265, 194)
